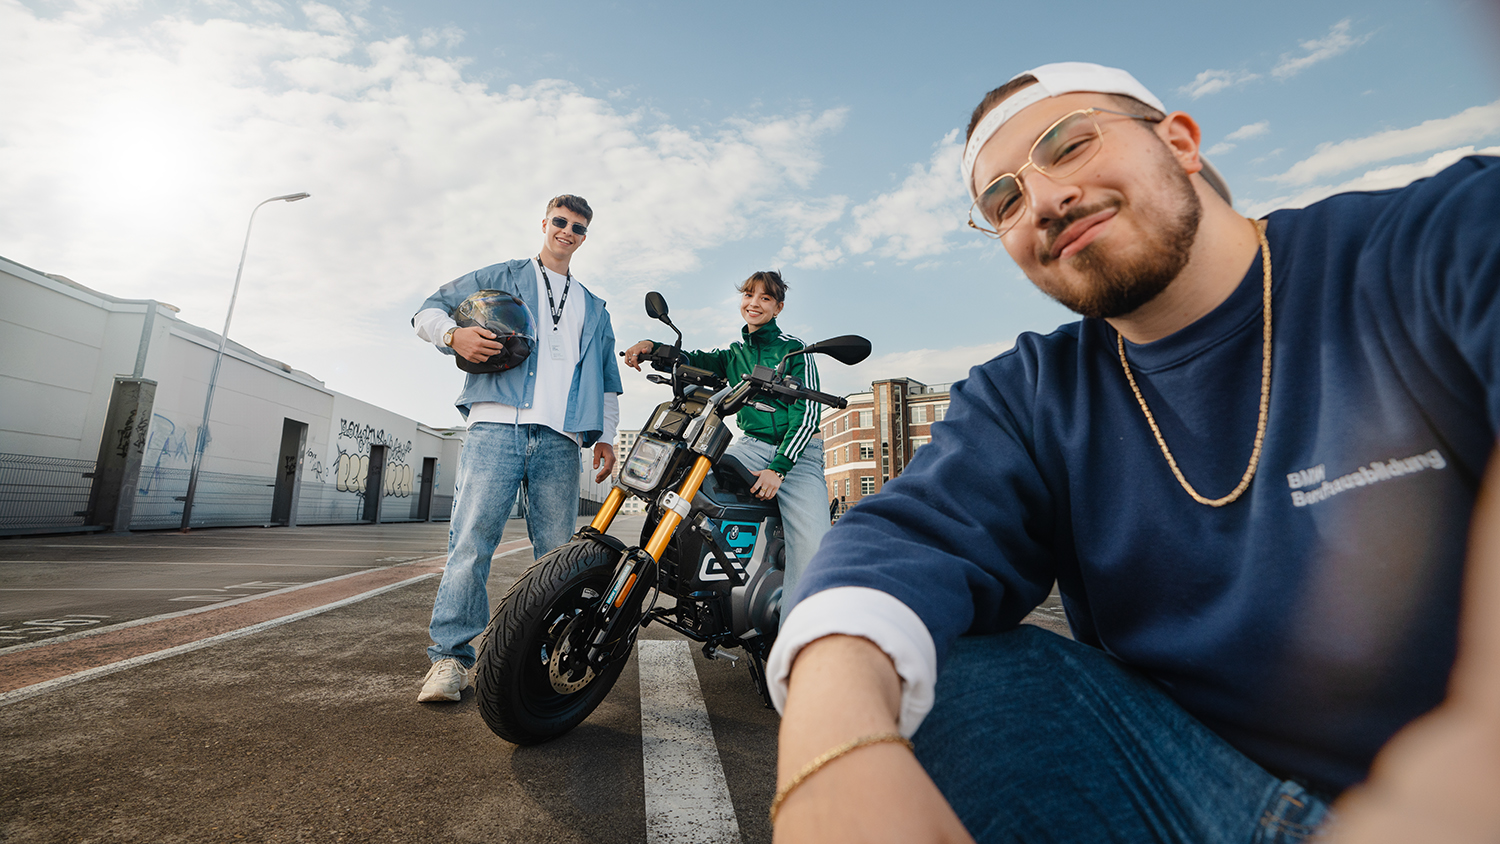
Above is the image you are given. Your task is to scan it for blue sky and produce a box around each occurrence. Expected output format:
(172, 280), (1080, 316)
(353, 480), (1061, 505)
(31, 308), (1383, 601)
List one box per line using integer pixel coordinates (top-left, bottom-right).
(3, 0), (1498, 430)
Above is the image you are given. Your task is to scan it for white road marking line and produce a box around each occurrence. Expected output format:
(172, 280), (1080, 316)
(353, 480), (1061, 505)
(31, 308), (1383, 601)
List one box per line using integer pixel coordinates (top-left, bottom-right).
(0, 572), (440, 707)
(0, 560), (401, 567)
(18, 544), (448, 552)
(638, 639), (742, 844)
(0, 556), (449, 655)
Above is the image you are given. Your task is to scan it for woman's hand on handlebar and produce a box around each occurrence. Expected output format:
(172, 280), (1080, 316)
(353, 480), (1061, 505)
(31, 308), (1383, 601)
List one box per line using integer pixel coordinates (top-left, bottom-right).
(621, 340), (655, 371)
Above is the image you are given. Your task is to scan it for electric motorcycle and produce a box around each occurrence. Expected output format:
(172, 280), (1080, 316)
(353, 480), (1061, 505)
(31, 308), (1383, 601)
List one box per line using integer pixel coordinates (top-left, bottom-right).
(474, 291), (870, 745)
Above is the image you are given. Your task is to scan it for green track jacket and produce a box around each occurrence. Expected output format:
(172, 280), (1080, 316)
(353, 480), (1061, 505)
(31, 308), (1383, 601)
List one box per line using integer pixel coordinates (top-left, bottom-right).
(651, 317), (821, 475)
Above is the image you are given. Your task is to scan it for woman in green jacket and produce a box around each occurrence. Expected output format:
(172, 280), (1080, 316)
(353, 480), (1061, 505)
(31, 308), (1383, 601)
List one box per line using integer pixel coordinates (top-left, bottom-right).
(622, 270), (828, 607)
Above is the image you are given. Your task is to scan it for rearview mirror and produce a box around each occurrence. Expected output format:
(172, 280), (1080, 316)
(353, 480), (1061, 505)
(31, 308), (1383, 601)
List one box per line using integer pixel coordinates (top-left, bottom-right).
(800, 335), (871, 366)
(645, 292), (669, 322)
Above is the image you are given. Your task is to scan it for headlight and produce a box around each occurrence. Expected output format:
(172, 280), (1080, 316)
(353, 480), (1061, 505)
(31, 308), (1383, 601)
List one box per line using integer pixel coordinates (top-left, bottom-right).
(621, 436), (674, 491)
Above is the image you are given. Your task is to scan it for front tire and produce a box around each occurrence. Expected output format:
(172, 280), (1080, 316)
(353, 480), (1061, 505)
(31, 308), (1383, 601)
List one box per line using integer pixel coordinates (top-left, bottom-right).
(476, 538), (630, 744)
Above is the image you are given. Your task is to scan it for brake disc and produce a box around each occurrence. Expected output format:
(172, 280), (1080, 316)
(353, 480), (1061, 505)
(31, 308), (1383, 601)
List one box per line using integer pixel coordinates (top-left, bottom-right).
(547, 614), (597, 694)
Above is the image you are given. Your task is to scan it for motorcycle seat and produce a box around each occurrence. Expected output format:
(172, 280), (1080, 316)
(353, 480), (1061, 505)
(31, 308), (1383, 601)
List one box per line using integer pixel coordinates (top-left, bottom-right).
(713, 454), (760, 496)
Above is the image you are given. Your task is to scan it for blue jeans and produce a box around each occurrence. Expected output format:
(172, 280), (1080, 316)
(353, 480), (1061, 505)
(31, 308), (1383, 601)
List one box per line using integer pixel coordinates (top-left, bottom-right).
(914, 626), (1334, 843)
(725, 436), (828, 608)
(427, 423), (581, 667)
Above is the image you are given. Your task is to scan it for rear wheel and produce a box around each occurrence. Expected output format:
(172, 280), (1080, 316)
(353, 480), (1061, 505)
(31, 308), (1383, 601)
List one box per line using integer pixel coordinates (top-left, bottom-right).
(475, 538), (630, 744)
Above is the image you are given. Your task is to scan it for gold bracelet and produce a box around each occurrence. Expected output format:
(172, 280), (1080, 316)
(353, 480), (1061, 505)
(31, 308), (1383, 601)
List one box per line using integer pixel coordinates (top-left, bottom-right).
(768, 731), (914, 824)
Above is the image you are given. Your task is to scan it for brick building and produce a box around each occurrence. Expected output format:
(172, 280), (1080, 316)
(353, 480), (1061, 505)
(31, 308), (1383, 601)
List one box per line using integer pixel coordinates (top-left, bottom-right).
(821, 378), (951, 516)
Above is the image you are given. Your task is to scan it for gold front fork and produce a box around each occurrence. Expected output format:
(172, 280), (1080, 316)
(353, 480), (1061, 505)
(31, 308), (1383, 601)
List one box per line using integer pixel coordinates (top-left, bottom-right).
(643, 455), (713, 560)
(589, 487), (628, 533)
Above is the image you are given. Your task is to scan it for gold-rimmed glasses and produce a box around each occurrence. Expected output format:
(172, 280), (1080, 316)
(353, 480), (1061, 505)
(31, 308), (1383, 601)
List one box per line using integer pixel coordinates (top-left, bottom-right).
(967, 107), (1159, 239)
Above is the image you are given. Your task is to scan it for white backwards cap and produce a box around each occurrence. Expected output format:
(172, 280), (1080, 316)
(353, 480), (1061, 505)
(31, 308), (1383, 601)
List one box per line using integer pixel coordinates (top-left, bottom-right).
(961, 61), (1231, 205)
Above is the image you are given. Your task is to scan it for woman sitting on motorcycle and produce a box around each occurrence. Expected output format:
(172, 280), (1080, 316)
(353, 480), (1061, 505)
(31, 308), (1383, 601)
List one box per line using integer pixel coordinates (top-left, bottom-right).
(622, 270), (828, 607)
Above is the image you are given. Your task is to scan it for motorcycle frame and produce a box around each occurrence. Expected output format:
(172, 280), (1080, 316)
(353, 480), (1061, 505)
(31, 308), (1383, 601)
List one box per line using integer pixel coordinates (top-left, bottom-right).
(572, 361), (780, 672)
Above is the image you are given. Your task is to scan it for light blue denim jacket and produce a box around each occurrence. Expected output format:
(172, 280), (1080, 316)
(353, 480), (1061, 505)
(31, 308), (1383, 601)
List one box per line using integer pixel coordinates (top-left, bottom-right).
(414, 258), (623, 446)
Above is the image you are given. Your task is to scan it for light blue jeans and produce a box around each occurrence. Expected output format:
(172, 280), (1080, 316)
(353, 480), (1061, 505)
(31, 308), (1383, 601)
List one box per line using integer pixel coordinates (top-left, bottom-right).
(725, 436), (828, 609)
(914, 626), (1336, 843)
(427, 423), (581, 667)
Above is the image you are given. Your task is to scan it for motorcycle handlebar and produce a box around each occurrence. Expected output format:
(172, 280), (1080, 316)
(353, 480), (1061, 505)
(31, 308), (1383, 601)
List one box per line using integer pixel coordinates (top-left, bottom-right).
(768, 381), (848, 409)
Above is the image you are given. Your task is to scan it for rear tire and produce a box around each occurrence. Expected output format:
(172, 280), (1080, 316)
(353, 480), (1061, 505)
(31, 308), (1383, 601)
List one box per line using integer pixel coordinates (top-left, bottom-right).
(476, 538), (629, 744)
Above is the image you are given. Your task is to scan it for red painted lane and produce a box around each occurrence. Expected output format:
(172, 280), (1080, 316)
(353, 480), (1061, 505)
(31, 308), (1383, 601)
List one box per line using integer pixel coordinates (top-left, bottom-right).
(0, 538), (531, 693)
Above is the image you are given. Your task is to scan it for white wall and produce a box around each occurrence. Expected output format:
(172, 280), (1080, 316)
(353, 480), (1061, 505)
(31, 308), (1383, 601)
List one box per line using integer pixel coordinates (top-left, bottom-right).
(0, 253), (463, 530)
(0, 257), (169, 460)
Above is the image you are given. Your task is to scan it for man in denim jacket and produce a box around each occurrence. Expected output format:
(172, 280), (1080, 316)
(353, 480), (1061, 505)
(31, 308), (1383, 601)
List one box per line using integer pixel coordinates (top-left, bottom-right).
(411, 194), (623, 703)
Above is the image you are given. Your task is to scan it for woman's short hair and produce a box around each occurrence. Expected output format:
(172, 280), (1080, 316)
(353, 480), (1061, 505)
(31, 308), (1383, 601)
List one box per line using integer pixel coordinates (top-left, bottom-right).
(737, 270), (788, 302)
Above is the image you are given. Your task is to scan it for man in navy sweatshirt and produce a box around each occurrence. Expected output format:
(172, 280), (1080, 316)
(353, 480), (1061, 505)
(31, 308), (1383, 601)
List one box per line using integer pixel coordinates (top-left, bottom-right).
(766, 63), (1500, 843)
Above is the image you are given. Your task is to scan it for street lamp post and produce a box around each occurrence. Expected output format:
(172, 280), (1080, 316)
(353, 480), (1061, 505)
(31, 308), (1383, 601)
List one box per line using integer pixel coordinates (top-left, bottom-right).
(179, 192), (310, 531)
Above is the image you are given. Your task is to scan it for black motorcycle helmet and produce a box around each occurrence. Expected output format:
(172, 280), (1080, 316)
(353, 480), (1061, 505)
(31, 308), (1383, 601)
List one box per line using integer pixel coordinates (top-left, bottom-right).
(451, 290), (536, 374)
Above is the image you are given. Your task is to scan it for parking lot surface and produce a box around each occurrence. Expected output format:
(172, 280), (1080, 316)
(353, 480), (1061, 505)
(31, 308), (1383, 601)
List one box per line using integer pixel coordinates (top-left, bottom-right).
(0, 517), (1067, 843)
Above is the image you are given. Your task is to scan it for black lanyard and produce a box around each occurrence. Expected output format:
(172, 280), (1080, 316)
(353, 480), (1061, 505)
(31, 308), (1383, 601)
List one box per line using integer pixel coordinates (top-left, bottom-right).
(536, 257), (571, 331)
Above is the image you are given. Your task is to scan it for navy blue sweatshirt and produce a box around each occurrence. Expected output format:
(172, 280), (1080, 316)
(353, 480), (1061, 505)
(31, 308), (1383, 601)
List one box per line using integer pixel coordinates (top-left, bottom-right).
(798, 156), (1500, 793)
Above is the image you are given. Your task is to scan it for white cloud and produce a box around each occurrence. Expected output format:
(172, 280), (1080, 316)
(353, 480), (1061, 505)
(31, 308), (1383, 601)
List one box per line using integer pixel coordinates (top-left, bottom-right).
(1272, 19), (1372, 80)
(1242, 145), (1500, 218)
(1227, 121), (1270, 141)
(774, 196), (851, 269)
(1179, 69), (1259, 99)
(418, 25), (465, 49)
(0, 1), (850, 423)
(839, 129), (967, 263)
(1207, 122), (1270, 156)
(824, 340), (1014, 399)
(1268, 100), (1500, 184)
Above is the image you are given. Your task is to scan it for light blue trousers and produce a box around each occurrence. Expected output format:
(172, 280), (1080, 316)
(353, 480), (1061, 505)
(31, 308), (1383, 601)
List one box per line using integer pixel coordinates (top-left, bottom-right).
(724, 436), (828, 609)
(427, 423), (580, 667)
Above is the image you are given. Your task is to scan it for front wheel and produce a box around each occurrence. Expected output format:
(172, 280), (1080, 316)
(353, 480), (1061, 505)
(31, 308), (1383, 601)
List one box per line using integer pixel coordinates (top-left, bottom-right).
(476, 538), (631, 744)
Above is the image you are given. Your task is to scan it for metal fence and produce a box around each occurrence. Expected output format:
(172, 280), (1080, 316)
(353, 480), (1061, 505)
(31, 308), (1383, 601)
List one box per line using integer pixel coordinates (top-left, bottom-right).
(0, 451), (518, 534)
(0, 453), (98, 534)
(291, 482), (365, 526)
(131, 467), (277, 530)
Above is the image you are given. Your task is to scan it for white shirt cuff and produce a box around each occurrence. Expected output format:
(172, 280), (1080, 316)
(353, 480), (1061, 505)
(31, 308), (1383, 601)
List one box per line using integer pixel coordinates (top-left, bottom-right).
(602, 392), (620, 446)
(766, 586), (938, 738)
(414, 307), (456, 348)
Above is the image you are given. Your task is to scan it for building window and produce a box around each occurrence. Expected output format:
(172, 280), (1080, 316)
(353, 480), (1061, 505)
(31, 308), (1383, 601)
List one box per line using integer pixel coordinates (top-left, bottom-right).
(859, 443), (874, 460)
(911, 436), (930, 450)
(861, 476), (875, 495)
(911, 406), (927, 424)
(844, 478), (850, 497)
(935, 403), (948, 421)
(859, 410), (872, 428)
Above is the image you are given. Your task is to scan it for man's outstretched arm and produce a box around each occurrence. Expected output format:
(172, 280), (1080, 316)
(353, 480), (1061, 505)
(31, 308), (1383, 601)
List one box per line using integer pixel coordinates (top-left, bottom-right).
(1326, 445), (1500, 843)
(774, 634), (974, 844)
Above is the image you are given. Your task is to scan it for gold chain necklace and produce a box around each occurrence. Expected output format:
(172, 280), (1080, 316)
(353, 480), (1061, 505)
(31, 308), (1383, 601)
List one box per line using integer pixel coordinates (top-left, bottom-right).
(1115, 217), (1271, 507)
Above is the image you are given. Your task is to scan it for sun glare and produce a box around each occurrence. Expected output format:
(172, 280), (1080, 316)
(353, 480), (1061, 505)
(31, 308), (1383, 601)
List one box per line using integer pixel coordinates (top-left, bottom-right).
(70, 97), (218, 217)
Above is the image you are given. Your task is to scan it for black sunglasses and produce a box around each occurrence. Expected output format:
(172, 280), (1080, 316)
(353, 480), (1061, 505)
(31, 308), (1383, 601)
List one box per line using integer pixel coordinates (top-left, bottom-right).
(550, 216), (588, 236)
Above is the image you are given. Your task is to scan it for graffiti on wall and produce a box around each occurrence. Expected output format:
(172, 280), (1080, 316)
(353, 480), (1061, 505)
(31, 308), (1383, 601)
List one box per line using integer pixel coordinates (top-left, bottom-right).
(333, 419), (414, 499)
(139, 413), (193, 494)
(305, 447), (328, 484)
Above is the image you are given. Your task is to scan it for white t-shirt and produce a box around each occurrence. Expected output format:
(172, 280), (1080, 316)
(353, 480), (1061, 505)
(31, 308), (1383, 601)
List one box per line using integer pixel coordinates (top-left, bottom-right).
(414, 258), (618, 446)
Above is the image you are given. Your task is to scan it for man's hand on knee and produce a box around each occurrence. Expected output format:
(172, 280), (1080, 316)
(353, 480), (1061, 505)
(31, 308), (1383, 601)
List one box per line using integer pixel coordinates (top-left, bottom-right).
(775, 635), (974, 844)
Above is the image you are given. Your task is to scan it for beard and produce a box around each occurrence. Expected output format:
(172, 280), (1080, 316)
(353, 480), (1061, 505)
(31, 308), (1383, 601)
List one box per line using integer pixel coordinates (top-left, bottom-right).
(1035, 158), (1203, 320)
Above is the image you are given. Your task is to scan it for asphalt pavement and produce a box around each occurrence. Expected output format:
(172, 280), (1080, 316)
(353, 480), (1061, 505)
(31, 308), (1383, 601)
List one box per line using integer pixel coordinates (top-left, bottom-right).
(0, 515), (1068, 843)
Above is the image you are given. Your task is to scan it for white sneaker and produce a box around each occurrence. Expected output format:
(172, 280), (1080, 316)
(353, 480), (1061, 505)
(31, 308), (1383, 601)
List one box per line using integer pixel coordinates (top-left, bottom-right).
(418, 658), (472, 702)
